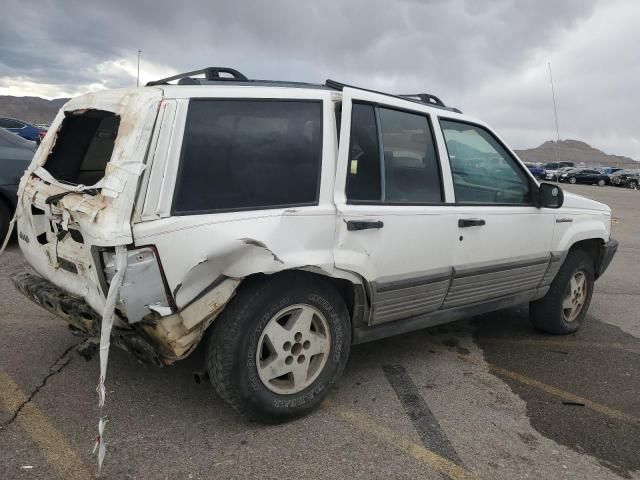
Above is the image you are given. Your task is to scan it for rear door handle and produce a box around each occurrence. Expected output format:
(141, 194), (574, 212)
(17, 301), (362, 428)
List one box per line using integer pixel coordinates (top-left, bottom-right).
(458, 218), (485, 228)
(347, 220), (384, 231)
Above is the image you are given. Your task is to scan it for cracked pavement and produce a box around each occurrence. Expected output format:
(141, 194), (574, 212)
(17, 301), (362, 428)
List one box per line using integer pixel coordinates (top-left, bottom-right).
(0, 342), (79, 431)
(0, 184), (638, 479)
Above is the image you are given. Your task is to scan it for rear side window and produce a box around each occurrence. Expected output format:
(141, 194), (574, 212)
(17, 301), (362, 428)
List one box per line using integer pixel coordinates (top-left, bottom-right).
(45, 110), (120, 186)
(379, 108), (442, 203)
(173, 100), (322, 214)
(346, 104), (381, 202)
(346, 103), (443, 204)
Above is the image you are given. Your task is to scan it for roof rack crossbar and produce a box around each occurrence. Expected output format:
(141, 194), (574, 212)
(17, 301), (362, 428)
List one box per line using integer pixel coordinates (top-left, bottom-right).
(146, 67), (248, 86)
(398, 93), (445, 107)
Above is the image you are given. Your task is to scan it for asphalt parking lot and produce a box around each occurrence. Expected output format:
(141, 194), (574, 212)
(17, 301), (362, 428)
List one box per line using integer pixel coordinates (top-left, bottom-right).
(0, 184), (638, 480)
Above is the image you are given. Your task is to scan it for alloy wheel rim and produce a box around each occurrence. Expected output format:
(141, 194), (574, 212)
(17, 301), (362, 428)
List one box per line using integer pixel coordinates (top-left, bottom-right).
(256, 304), (331, 395)
(562, 270), (588, 322)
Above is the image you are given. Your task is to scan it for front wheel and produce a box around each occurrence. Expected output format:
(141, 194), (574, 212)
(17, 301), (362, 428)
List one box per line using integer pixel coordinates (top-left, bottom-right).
(206, 273), (351, 423)
(530, 249), (595, 334)
(597, 179), (606, 186)
(569, 177), (577, 184)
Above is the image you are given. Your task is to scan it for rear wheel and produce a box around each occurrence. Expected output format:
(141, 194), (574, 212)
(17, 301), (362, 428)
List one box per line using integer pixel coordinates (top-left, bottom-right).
(530, 249), (595, 334)
(569, 177), (577, 184)
(206, 272), (351, 423)
(597, 179), (605, 187)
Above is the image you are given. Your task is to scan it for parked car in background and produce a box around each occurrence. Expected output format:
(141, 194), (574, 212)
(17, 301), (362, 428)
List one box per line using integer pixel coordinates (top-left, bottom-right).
(544, 161), (575, 171)
(0, 128), (35, 239)
(525, 162), (545, 179)
(0, 117), (47, 143)
(559, 168), (608, 186)
(595, 167), (622, 176)
(545, 166), (574, 181)
(609, 169), (639, 188)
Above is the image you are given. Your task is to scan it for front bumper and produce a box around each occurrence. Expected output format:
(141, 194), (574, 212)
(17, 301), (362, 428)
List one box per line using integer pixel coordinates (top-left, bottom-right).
(597, 239), (618, 278)
(12, 272), (164, 366)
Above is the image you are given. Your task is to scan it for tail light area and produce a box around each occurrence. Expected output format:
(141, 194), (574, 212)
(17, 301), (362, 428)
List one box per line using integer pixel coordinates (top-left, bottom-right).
(99, 245), (175, 323)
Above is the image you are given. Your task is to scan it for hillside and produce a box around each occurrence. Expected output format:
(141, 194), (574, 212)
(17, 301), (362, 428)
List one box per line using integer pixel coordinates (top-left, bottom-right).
(0, 95), (69, 125)
(514, 139), (638, 169)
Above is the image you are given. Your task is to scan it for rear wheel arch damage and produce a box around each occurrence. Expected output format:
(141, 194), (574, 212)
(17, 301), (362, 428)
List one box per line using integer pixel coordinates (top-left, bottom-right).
(213, 269), (368, 334)
(126, 266), (367, 365)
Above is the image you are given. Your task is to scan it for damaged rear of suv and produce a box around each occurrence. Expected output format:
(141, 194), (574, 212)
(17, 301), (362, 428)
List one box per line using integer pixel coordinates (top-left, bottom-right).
(12, 67), (617, 422)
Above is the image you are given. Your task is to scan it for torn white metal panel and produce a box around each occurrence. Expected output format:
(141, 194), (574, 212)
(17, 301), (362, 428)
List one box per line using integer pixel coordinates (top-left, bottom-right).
(103, 247), (171, 324)
(139, 278), (240, 359)
(180, 278), (240, 330)
(95, 244), (127, 472)
(132, 208), (337, 309)
(17, 87), (162, 247)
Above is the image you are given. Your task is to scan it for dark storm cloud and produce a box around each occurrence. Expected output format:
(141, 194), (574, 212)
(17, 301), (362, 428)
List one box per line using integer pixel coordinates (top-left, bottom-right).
(0, 0), (638, 158)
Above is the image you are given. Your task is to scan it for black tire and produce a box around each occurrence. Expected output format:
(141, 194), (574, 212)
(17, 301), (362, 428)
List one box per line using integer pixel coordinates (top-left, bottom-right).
(206, 272), (351, 423)
(0, 200), (11, 245)
(530, 249), (595, 334)
(569, 177), (577, 184)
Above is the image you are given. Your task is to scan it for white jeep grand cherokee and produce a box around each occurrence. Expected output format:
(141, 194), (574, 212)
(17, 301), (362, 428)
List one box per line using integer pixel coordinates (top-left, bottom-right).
(12, 67), (617, 422)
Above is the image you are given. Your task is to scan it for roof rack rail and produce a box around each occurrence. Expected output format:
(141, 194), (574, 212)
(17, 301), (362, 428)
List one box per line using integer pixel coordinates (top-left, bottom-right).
(146, 67), (248, 86)
(326, 79), (462, 113)
(398, 93), (445, 107)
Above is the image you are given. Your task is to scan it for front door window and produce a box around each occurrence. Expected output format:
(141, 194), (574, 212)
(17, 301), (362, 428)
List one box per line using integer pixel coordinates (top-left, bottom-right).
(440, 120), (531, 205)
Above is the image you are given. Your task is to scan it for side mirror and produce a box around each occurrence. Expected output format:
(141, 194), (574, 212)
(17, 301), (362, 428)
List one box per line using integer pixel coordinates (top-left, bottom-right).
(537, 182), (564, 209)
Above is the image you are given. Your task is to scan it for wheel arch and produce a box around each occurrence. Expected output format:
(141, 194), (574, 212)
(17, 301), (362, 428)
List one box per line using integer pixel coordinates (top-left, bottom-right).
(567, 238), (606, 279)
(237, 268), (370, 332)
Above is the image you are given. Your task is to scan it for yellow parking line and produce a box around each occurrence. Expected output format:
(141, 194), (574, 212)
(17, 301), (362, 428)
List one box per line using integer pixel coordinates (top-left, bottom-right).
(490, 365), (640, 426)
(0, 369), (91, 480)
(329, 403), (474, 480)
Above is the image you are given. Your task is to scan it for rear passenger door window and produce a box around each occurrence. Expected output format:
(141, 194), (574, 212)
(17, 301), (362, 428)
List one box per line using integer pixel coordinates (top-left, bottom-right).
(346, 103), (443, 204)
(440, 120), (531, 205)
(173, 100), (322, 215)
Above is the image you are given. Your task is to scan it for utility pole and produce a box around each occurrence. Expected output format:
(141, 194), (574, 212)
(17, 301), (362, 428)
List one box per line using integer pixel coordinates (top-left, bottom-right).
(136, 49), (142, 87)
(548, 62), (561, 173)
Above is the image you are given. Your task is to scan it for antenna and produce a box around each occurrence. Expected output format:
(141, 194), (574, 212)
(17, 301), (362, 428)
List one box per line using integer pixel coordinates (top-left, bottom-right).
(548, 62), (561, 176)
(136, 50), (142, 87)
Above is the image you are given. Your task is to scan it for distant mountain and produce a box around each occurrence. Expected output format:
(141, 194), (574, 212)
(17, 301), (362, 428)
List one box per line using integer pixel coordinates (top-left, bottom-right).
(514, 139), (638, 169)
(0, 95), (69, 125)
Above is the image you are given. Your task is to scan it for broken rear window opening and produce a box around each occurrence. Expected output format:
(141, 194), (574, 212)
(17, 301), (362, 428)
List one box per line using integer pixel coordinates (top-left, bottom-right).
(44, 109), (120, 186)
(172, 99), (322, 215)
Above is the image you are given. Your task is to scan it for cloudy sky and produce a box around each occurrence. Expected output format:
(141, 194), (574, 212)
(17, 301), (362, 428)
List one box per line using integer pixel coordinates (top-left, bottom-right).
(1, 0), (638, 158)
